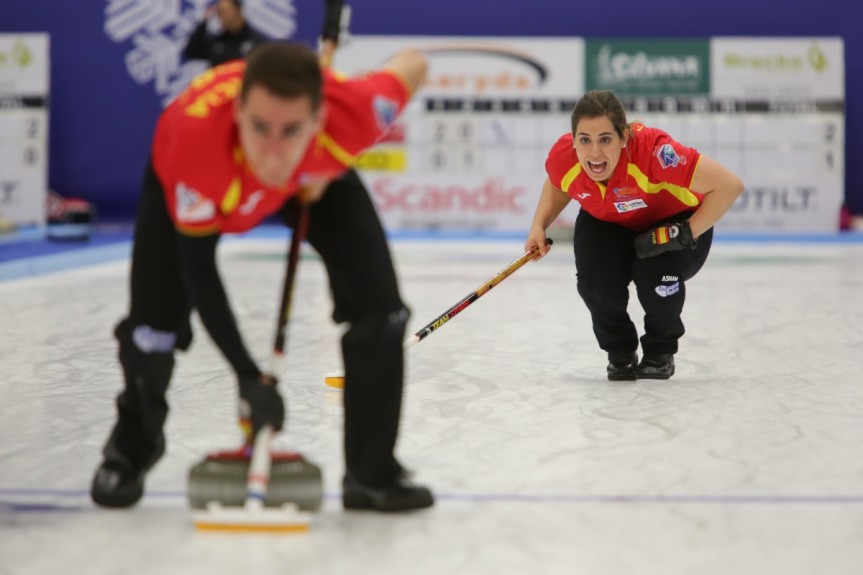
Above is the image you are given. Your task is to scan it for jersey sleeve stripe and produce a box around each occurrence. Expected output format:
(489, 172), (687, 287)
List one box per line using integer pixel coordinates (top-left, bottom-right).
(560, 163), (582, 192)
(317, 132), (357, 167)
(688, 155), (704, 188)
(626, 163), (700, 207)
(220, 178), (242, 214)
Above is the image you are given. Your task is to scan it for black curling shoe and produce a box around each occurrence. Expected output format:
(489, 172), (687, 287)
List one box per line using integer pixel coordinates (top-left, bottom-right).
(343, 471), (434, 512)
(90, 459), (146, 508)
(636, 354), (675, 379)
(607, 351), (638, 381)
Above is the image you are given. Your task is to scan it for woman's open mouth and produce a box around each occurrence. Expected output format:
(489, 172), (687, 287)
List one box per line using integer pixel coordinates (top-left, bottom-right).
(587, 160), (607, 176)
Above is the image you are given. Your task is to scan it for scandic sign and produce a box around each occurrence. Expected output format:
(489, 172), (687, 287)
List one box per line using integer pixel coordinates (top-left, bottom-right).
(371, 178), (529, 213)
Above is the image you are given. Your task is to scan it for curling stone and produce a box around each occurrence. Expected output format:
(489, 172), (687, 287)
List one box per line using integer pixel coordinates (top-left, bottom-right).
(188, 449), (323, 512)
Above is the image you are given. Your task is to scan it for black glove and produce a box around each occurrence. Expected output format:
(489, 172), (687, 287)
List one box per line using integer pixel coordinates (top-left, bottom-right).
(238, 373), (285, 439)
(634, 220), (696, 259)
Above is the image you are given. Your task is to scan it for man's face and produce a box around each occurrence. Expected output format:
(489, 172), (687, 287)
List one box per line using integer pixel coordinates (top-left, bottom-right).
(235, 85), (323, 188)
(216, 0), (244, 32)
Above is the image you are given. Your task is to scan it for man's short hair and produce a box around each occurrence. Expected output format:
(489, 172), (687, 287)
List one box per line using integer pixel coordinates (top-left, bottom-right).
(241, 42), (323, 110)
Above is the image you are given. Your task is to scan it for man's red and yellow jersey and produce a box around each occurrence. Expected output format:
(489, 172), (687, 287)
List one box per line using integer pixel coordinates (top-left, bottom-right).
(545, 123), (703, 231)
(151, 60), (410, 235)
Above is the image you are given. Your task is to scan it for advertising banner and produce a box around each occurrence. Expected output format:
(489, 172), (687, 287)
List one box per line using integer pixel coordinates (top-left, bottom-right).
(584, 39), (711, 95)
(718, 178), (844, 233)
(335, 36), (585, 100)
(359, 172), (536, 234)
(335, 36), (584, 235)
(711, 37), (845, 100)
(0, 34), (49, 227)
(711, 37), (845, 233)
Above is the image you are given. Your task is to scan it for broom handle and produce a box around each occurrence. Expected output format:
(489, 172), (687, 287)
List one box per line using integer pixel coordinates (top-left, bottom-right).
(245, 425), (274, 506)
(254, 2), (347, 501)
(404, 238), (552, 348)
(267, 0), (346, 379)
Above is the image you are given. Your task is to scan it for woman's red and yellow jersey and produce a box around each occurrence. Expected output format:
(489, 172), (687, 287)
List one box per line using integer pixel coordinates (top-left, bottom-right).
(151, 60), (410, 235)
(545, 123), (703, 231)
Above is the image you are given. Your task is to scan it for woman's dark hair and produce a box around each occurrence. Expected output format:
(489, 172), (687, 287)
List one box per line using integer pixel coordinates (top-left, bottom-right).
(241, 42), (323, 110)
(570, 90), (630, 139)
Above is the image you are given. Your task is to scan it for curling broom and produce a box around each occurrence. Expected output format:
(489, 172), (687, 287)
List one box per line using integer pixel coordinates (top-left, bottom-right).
(187, 0), (350, 531)
(324, 238), (552, 388)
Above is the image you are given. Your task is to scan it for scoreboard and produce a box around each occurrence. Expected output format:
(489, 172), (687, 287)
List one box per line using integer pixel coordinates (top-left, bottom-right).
(335, 36), (845, 235)
(0, 34), (49, 228)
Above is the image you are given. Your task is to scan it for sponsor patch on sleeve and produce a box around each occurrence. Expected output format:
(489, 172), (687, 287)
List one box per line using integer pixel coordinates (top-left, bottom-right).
(176, 182), (215, 223)
(654, 144), (687, 169)
(372, 96), (399, 131)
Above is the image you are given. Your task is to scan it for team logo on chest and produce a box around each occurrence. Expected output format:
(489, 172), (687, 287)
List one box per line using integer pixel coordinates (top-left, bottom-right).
(613, 186), (637, 198)
(613, 199), (648, 213)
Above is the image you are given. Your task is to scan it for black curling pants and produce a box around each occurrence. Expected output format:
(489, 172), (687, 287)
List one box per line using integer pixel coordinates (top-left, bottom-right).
(573, 210), (712, 357)
(101, 165), (190, 473)
(283, 169), (407, 488)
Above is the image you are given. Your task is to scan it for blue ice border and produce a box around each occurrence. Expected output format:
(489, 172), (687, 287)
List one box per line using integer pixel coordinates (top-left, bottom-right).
(1, 226), (862, 282)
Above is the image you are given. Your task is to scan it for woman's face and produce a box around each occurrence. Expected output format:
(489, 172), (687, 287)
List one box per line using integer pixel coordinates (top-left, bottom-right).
(572, 115), (627, 183)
